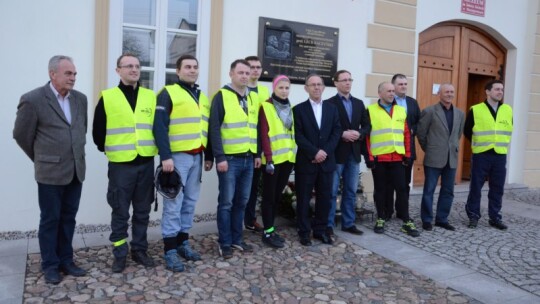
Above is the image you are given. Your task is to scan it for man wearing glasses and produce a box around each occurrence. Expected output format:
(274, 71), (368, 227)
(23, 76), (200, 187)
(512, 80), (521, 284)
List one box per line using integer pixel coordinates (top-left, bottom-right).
(92, 53), (157, 273)
(327, 70), (370, 237)
(243, 56), (270, 234)
(293, 74), (341, 246)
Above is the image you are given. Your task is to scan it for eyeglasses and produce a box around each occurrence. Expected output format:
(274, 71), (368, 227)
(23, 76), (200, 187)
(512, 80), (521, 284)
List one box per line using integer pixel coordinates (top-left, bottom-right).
(336, 78), (354, 83)
(307, 83), (324, 88)
(118, 64), (141, 70)
(250, 66), (262, 70)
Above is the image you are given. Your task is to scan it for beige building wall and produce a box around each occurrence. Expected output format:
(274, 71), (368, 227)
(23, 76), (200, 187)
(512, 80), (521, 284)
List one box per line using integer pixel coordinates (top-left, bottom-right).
(524, 4), (540, 186)
(94, 1), (110, 105)
(365, 0), (417, 99)
(363, 0), (418, 197)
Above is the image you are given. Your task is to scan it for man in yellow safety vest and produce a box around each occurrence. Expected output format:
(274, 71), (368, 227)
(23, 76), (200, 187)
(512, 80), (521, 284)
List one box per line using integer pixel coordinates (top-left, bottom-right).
(464, 79), (513, 230)
(92, 53), (157, 273)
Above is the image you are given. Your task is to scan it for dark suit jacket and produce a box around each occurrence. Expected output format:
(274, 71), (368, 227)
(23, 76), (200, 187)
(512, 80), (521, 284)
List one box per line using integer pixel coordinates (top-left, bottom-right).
(402, 96), (421, 160)
(417, 103), (465, 169)
(327, 94), (370, 163)
(13, 82), (88, 185)
(293, 100), (341, 174)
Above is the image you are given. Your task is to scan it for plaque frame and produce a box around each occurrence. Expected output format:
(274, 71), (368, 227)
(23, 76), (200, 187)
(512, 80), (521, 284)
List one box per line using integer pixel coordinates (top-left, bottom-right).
(257, 17), (339, 86)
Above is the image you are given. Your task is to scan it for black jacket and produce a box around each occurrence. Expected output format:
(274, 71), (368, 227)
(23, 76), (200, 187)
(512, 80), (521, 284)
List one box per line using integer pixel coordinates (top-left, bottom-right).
(403, 96), (421, 160)
(327, 94), (370, 163)
(293, 100), (341, 174)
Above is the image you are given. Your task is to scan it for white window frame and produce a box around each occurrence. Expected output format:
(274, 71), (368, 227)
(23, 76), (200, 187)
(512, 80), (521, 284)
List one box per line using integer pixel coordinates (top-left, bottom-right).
(107, 0), (211, 93)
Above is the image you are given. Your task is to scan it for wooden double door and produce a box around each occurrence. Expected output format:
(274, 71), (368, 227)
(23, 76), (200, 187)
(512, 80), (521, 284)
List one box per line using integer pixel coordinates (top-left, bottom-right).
(413, 23), (506, 185)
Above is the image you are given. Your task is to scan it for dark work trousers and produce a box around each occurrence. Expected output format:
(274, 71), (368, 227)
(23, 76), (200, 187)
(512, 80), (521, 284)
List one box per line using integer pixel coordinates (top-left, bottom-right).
(295, 169), (333, 238)
(372, 161), (410, 222)
(465, 153), (507, 221)
(244, 167), (262, 226)
(38, 175), (82, 271)
(384, 161), (413, 219)
(107, 160), (154, 258)
(261, 161), (294, 231)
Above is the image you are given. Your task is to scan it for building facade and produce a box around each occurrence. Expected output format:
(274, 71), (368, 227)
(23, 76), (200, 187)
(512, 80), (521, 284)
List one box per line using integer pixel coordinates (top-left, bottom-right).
(1, 0), (539, 231)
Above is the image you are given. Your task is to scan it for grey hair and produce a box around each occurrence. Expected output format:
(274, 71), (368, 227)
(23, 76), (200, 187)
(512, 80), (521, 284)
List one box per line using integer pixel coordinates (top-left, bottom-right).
(438, 83), (454, 94)
(305, 73), (322, 85)
(48, 55), (73, 73)
(378, 81), (392, 93)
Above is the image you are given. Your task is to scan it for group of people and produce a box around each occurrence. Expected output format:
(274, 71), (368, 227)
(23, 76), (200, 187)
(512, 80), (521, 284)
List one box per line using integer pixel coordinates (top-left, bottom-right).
(13, 54), (513, 285)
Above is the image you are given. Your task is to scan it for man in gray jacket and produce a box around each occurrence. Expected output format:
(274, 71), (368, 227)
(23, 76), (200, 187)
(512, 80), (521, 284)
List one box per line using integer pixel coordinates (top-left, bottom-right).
(13, 55), (88, 284)
(417, 83), (464, 231)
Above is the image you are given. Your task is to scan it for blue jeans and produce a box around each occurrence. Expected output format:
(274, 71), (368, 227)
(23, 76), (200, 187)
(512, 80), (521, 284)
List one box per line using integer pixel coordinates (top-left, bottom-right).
(329, 154), (360, 229)
(161, 152), (202, 238)
(38, 177), (82, 271)
(466, 153), (506, 221)
(420, 164), (456, 224)
(217, 155), (254, 247)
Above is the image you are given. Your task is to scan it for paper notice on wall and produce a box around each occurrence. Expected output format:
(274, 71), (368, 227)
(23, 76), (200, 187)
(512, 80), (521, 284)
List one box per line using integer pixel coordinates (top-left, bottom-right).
(432, 83), (440, 95)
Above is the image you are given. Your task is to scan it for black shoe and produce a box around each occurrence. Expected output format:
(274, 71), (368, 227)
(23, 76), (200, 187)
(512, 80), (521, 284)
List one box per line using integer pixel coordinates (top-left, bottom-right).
(401, 220), (420, 237)
(374, 218), (385, 234)
(422, 222), (433, 231)
(435, 222), (456, 231)
(299, 237), (312, 246)
(43, 268), (62, 284)
(59, 262), (87, 277)
(468, 219), (478, 229)
(219, 246), (233, 259)
(489, 219), (508, 230)
(112, 256), (127, 273)
(342, 225), (364, 235)
(232, 242), (254, 252)
(132, 251), (155, 267)
(262, 233), (285, 248)
(313, 233), (334, 245)
(326, 227), (335, 237)
(273, 232), (285, 244)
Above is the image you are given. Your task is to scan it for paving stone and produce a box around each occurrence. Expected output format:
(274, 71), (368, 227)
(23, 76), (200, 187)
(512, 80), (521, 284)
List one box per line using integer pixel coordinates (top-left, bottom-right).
(22, 224), (489, 303)
(361, 190), (540, 297)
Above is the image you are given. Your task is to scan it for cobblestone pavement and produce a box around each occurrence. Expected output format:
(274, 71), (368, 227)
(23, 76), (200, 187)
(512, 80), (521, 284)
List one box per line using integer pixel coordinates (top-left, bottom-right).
(360, 192), (540, 298)
(504, 188), (540, 207)
(23, 226), (479, 304)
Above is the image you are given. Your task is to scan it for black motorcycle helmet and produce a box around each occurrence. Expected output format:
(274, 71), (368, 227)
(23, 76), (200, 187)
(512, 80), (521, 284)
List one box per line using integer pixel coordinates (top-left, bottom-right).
(154, 165), (183, 199)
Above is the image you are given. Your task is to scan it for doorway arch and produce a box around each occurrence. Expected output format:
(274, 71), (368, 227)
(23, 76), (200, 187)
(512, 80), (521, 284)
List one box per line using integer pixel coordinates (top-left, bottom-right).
(414, 22), (507, 185)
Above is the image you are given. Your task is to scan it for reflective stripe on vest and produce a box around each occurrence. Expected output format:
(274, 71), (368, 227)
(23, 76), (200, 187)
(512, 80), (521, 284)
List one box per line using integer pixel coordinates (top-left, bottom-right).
(220, 89), (258, 154)
(261, 101), (296, 164)
(103, 87), (157, 162)
(164, 84), (210, 152)
(471, 103), (513, 154)
(368, 103), (406, 156)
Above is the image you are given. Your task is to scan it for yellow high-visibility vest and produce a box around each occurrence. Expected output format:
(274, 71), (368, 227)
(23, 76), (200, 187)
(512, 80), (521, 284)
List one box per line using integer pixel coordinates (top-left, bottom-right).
(368, 103), (406, 156)
(256, 84), (270, 104)
(261, 101), (296, 164)
(220, 89), (258, 154)
(471, 102), (513, 154)
(103, 86), (157, 162)
(164, 84), (209, 152)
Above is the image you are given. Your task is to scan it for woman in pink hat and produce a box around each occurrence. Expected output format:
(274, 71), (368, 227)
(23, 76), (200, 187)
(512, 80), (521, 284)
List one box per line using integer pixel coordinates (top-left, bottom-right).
(259, 75), (296, 248)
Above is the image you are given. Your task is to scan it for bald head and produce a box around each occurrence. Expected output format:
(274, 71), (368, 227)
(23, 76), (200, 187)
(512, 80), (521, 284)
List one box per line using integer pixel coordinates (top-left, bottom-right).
(438, 83), (455, 109)
(378, 82), (395, 105)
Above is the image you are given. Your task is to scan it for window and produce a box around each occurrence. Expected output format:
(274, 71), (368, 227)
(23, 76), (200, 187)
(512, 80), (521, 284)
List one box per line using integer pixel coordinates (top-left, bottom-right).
(108, 0), (210, 92)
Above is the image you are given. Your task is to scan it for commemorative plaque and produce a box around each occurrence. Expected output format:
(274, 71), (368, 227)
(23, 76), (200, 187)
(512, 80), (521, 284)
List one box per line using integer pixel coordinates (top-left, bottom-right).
(258, 17), (339, 86)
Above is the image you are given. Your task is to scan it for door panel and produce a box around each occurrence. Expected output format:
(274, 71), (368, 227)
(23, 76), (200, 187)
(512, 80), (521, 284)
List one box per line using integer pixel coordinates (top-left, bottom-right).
(414, 67), (453, 185)
(462, 74), (495, 180)
(415, 23), (506, 186)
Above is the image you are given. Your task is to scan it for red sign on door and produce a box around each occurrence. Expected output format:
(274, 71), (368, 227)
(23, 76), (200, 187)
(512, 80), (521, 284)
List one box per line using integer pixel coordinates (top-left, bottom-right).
(461, 0), (486, 17)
